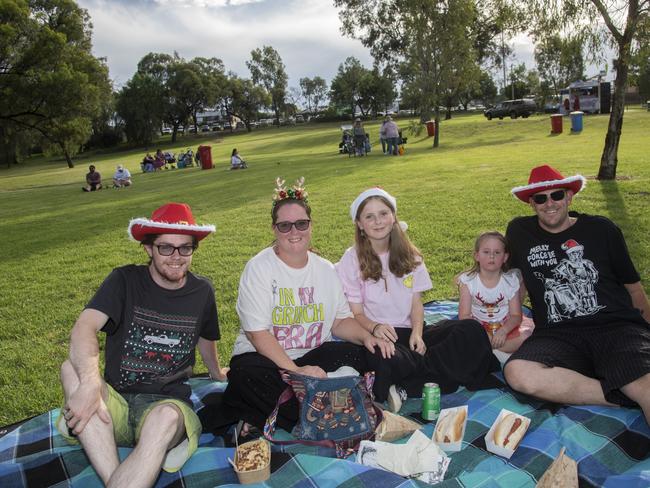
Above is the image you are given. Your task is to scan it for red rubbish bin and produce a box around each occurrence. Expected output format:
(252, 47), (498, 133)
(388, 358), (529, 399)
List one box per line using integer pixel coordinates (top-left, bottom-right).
(550, 114), (563, 134)
(198, 145), (213, 169)
(425, 121), (435, 137)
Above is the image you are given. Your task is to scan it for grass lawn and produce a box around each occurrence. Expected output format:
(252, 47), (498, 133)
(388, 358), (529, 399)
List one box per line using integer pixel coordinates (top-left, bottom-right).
(1, 110), (649, 426)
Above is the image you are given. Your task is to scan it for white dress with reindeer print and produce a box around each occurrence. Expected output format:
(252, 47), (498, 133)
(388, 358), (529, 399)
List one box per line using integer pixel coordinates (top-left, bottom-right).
(458, 269), (521, 324)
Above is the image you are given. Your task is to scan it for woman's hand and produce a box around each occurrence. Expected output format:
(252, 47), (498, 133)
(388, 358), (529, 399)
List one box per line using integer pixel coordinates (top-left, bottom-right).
(372, 323), (398, 343)
(490, 328), (507, 349)
(409, 333), (426, 355)
(363, 335), (395, 359)
(293, 365), (327, 378)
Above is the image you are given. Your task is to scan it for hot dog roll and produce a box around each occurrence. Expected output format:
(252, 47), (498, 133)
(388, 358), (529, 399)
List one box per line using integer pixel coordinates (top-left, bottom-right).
(493, 413), (527, 449)
(434, 408), (467, 443)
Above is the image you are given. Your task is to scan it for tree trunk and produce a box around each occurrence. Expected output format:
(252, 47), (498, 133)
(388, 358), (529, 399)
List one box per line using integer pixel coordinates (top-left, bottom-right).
(433, 109), (440, 148)
(598, 48), (629, 180)
(64, 151), (74, 168)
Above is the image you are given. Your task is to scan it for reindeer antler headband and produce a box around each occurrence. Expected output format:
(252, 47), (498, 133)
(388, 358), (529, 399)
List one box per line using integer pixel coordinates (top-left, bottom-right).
(272, 176), (309, 207)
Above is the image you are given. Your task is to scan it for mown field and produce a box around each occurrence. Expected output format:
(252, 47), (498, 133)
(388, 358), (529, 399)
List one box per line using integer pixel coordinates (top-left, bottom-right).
(1, 110), (649, 426)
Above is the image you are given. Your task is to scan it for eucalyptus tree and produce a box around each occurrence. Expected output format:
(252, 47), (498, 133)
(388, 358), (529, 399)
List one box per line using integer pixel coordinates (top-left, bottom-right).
(247, 46), (288, 125)
(0, 0), (112, 167)
(522, 0), (650, 179)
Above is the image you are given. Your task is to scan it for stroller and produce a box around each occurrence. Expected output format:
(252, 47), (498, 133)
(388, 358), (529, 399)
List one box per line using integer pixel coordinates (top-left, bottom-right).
(177, 149), (195, 168)
(338, 125), (355, 156)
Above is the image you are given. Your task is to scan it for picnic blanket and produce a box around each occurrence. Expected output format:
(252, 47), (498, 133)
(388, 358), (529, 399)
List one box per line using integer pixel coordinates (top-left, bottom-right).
(1, 301), (650, 487)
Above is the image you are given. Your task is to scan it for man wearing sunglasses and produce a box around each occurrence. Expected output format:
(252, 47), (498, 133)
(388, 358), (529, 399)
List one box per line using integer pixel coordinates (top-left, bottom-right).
(57, 203), (228, 486)
(503, 165), (650, 424)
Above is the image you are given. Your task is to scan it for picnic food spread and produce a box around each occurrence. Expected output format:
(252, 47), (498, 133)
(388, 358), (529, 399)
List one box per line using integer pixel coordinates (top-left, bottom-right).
(434, 408), (467, 443)
(235, 439), (270, 472)
(493, 413), (527, 449)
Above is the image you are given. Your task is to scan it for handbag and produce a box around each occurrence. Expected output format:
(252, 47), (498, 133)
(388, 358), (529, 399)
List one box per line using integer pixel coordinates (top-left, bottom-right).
(264, 371), (382, 458)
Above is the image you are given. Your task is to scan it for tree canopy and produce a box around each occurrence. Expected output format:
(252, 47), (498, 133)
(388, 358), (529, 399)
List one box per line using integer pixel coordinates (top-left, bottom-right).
(0, 0), (112, 167)
(247, 46), (288, 125)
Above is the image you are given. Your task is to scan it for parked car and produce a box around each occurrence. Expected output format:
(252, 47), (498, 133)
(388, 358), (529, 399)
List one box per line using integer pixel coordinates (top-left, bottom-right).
(161, 127), (172, 135)
(211, 124), (223, 131)
(223, 122), (232, 130)
(543, 102), (560, 114)
(188, 125), (198, 133)
(484, 99), (536, 120)
(200, 125), (211, 132)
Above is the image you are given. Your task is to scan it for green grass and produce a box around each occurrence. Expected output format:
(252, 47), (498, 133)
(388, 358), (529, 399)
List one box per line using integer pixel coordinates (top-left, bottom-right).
(1, 111), (649, 426)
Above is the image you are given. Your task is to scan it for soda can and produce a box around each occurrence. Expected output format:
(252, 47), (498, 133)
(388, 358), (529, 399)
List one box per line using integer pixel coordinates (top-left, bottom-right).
(422, 382), (441, 421)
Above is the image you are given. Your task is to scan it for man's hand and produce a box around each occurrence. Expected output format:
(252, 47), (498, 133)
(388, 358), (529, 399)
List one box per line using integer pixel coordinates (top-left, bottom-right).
(64, 383), (111, 435)
(292, 365), (327, 378)
(372, 323), (398, 342)
(363, 335), (396, 359)
(490, 329), (507, 350)
(409, 333), (426, 355)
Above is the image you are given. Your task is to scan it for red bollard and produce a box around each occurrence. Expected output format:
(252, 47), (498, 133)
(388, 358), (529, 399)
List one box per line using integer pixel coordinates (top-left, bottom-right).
(550, 114), (563, 134)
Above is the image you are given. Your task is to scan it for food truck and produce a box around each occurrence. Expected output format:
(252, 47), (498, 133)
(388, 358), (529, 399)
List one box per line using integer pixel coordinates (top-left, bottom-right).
(560, 80), (611, 115)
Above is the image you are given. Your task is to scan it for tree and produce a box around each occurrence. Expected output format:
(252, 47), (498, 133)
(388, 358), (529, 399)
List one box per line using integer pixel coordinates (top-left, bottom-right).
(247, 46), (288, 125)
(330, 57), (370, 117)
(335, 0), (491, 146)
(0, 0), (112, 167)
(477, 70), (498, 106)
(629, 15), (650, 100)
(222, 75), (270, 132)
(116, 73), (165, 145)
(360, 68), (397, 116)
(299, 76), (328, 113)
(534, 34), (585, 97)
(523, 0), (650, 179)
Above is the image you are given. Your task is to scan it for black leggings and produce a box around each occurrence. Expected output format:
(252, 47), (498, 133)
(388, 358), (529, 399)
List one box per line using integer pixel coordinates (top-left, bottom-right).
(222, 341), (418, 430)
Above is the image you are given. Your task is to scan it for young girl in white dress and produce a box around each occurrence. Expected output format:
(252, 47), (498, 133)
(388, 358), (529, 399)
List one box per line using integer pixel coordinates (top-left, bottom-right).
(457, 231), (534, 354)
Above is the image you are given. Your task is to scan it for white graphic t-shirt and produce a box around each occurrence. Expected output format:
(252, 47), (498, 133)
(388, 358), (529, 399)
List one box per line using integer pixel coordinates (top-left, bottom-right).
(233, 247), (354, 360)
(458, 270), (521, 324)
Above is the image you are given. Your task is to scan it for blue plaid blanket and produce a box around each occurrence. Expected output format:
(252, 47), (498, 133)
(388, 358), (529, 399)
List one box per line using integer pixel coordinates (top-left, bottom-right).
(1, 301), (649, 487)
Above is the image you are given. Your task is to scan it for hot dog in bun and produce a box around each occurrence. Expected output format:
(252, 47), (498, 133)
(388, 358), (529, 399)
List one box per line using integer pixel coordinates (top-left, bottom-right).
(434, 408), (467, 443)
(493, 413), (527, 449)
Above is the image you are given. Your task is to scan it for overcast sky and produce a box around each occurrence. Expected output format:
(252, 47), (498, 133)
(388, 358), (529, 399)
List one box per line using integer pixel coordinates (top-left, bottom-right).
(78, 0), (606, 92)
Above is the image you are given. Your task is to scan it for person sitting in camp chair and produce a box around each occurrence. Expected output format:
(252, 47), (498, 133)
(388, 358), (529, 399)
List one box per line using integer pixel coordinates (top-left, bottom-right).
(142, 154), (155, 172)
(230, 148), (248, 170)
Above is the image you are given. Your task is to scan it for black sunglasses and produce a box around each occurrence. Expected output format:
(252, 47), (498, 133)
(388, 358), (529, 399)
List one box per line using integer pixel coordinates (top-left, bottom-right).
(532, 190), (566, 205)
(274, 219), (311, 233)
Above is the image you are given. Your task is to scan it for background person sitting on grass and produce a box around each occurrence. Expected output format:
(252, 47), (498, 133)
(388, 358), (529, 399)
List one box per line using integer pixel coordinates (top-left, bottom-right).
(230, 148), (247, 169)
(82, 165), (102, 192)
(112, 164), (132, 188)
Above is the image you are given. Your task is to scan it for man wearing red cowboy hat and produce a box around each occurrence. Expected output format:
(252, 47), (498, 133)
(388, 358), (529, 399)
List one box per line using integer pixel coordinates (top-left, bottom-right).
(57, 203), (228, 486)
(504, 165), (650, 423)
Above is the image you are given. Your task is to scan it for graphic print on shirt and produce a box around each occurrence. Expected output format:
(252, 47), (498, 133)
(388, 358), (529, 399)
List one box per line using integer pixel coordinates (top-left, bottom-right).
(120, 306), (198, 387)
(527, 239), (605, 323)
(474, 292), (505, 321)
(272, 286), (324, 350)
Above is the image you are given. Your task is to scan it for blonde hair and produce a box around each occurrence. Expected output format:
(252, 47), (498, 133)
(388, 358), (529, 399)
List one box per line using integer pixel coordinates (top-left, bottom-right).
(461, 231), (510, 278)
(354, 196), (422, 281)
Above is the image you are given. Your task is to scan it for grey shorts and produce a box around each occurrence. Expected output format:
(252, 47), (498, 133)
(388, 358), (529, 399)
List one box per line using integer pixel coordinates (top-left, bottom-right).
(507, 322), (650, 407)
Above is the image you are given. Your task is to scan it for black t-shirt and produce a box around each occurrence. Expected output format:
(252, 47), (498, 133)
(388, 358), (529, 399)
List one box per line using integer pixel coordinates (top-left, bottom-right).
(87, 265), (220, 401)
(506, 212), (643, 329)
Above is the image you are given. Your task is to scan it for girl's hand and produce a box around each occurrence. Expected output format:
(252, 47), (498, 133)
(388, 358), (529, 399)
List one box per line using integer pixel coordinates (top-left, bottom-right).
(372, 323), (398, 343)
(363, 335), (396, 359)
(490, 329), (507, 349)
(409, 334), (426, 355)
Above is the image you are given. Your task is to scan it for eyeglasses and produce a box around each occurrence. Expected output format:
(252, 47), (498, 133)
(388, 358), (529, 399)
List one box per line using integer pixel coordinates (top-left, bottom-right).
(154, 244), (196, 256)
(274, 219), (311, 233)
(532, 190), (566, 205)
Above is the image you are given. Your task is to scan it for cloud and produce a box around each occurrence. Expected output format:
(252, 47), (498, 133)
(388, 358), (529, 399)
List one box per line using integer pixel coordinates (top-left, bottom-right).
(79, 0), (372, 88)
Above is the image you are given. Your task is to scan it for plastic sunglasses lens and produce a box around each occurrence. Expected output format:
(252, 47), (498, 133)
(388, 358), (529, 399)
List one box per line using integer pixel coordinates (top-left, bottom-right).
(276, 222), (292, 233)
(533, 194), (548, 204)
(294, 220), (310, 231)
(550, 190), (565, 201)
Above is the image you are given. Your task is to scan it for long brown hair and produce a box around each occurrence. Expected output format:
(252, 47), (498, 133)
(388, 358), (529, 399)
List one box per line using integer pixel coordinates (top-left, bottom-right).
(461, 231), (510, 278)
(354, 196), (422, 281)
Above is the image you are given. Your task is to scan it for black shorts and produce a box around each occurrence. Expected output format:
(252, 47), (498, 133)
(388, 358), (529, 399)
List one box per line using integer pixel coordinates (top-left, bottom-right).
(507, 322), (650, 407)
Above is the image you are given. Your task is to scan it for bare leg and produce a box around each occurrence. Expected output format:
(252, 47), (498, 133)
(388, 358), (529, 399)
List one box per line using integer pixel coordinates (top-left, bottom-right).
(504, 359), (617, 406)
(621, 373), (650, 424)
(60, 361), (119, 484)
(499, 330), (533, 354)
(107, 403), (185, 488)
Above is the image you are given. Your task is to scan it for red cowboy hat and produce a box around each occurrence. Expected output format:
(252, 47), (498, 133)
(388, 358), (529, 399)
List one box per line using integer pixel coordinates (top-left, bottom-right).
(511, 165), (586, 203)
(128, 203), (215, 242)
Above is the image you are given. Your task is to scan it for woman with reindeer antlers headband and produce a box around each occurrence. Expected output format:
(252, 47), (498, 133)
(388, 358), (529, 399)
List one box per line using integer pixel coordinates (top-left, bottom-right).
(220, 177), (419, 434)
